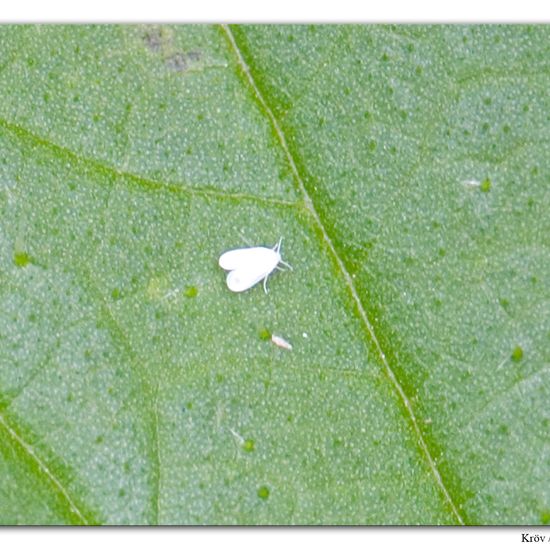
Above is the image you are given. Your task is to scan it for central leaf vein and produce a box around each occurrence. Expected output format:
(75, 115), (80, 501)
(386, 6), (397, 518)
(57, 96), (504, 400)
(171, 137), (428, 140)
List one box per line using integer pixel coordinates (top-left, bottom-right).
(221, 23), (465, 525)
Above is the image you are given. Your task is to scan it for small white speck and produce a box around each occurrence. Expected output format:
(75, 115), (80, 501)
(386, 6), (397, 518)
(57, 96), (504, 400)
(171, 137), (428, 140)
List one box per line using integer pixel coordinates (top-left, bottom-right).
(302, 332), (308, 338)
(271, 334), (292, 351)
(228, 427), (244, 445)
(161, 288), (181, 301)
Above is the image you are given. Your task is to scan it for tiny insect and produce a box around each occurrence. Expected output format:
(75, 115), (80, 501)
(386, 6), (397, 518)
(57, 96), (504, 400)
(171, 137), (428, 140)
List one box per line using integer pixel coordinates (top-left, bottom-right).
(219, 237), (292, 293)
(271, 334), (293, 351)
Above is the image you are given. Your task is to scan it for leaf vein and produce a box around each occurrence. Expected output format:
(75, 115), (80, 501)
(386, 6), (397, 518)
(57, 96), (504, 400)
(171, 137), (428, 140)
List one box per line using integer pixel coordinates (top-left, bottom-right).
(0, 116), (297, 209)
(222, 23), (465, 525)
(79, 267), (161, 525)
(0, 410), (91, 524)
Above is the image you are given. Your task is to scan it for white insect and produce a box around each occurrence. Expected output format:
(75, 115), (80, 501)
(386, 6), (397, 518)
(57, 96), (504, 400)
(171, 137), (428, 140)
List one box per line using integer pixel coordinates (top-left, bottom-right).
(271, 334), (293, 351)
(219, 237), (292, 293)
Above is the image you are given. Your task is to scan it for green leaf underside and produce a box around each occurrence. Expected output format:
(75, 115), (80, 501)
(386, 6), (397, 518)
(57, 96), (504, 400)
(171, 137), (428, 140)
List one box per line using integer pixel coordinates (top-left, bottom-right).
(0, 25), (548, 525)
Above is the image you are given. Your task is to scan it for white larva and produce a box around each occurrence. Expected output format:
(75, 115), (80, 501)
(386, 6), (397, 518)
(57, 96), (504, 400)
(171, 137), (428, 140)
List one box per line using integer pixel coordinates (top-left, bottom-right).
(271, 334), (293, 351)
(218, 237), (292, 293)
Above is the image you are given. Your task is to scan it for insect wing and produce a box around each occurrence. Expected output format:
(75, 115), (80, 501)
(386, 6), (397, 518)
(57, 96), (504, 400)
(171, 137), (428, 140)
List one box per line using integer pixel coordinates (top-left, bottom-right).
(219, 247), (279, 271)
(226, 263), (271, 292)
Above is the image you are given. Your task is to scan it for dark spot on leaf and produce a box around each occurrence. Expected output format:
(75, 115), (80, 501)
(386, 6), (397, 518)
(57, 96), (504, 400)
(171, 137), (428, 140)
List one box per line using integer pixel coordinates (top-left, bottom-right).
(187, 50), (202, 63)
(143, 28), (164, 53)
(165, 50), (203, 73)
(166, 53), (189, 72)
(497, 424), (511, 438)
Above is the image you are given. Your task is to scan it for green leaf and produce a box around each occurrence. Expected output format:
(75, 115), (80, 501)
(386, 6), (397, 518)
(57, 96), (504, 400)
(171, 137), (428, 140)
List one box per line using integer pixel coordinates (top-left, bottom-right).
(0, 24), (548, 525)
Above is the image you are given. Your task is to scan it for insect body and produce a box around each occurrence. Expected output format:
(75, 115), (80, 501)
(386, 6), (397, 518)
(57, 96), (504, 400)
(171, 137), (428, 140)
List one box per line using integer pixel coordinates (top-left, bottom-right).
(219, 237), (292, 293)
(271, 334), (293, 350)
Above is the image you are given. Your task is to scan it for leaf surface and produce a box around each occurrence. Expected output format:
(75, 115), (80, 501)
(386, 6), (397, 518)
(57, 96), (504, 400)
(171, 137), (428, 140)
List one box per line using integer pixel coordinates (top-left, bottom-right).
(0, 24), (548, 525)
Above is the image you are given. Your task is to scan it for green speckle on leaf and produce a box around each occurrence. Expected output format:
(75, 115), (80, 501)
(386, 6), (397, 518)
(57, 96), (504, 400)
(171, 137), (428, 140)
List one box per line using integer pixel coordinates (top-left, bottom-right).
(259, 328), (271, 340)
(511, 346), (524, 363)
(540, 510), (550, 525)
(13, 251), (30, 267)
(243, 439), (255, 452)
(257, 486), (270, 500)
(480, 178), (492, 192)
(183, 286), (198, 298)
